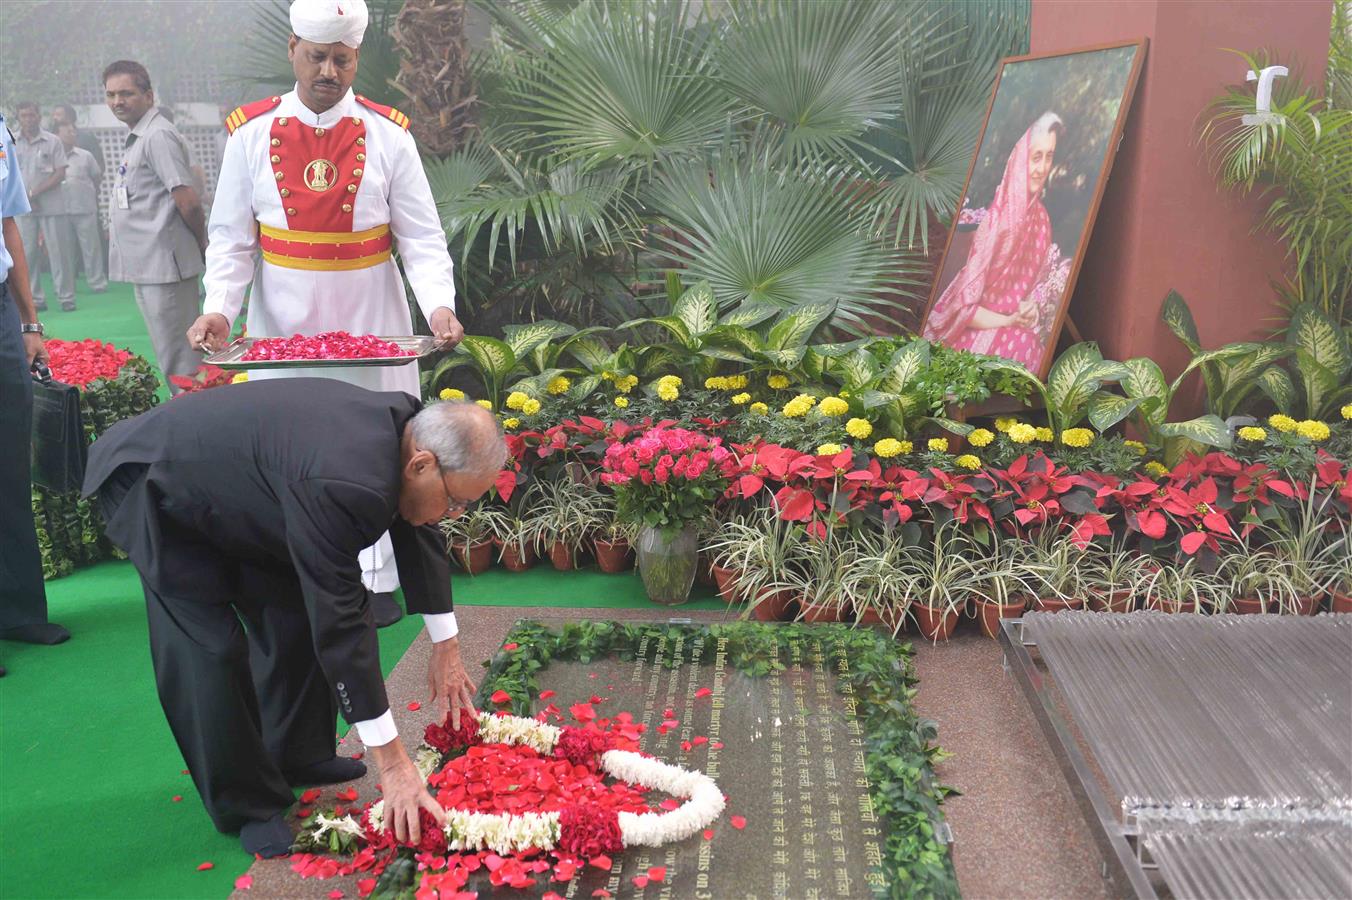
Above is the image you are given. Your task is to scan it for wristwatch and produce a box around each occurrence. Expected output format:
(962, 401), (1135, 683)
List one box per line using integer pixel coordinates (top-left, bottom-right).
(20, 322), (44, 335)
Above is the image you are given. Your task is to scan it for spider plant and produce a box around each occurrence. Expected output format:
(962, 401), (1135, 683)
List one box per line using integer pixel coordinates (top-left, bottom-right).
(1016, 529), (1089, 611)
(904, 523), (987, 640)
(1138, 558), (1219, 613)
(531, 477), (612, 569)
(1217, 551), (1304, 614)
(1081, 540), (1147, 612)
(442, 503), (510, 575)
(841, 528), (917, 636)
(1262, 478), (1345, 606)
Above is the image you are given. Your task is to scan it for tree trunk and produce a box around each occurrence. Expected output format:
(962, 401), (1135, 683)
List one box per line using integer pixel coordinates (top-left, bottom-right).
(392, 0), (476, 155)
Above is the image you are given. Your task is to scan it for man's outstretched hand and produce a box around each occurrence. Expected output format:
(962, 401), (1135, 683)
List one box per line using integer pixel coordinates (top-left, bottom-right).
(187, 313), (231, 352)
(428, 307), (464, 350)
(367, 740), (444, 845)
(428, 637), (477, 729)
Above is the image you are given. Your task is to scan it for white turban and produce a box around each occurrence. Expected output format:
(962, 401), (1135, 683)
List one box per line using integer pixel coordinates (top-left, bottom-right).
(290, 0), (369, 48)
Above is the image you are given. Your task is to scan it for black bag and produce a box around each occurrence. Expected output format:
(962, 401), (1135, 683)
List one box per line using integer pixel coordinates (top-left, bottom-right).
(30, 362), (88, 494)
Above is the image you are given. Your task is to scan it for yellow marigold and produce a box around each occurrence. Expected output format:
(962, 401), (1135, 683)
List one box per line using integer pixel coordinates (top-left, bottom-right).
(846, 418), (873, 439)
(476, 399), (492, 410)
(657, 383), (680, 402)
(1144, 461), (1169, 478)
(1296, 419), (1330, 442)
(995, 416), (1017, 432)
(1237, 426), (1267, 442)
(600, 370), (614, 381)
(1008, 423), (1037, 444)
(767, 374), (790, 390)
(782, 394), (816, 418)
(726, 375), (748, 390)
(505, 391), (529, 411)
(928, 437), (949, 453)
(616, 374), (639, 393)
(439, 387), (465, 401)
(1268, 414), (1297, 432)
(731, 392), (751, 405)
(1060, 428), (1094, 448)
(968, 428), (994, 448)
(231, 372), (249, 384)
(1034, 426), (1054, 442)
(503, 417), (520, 429)
(874, 438), (905, 458)
(1342, 403), (1352, 421)
(521, 398), (542, 415)
(818, 396), (849, 417)
(614, 396), (630, 409)
(1123, 439), (1147, 456)
(839, 389), (851, 398)
(547, 376), (570, 395)
(749, 402), (769, 415)
(955, 454), (981, 470)
(704, 376), (727, 390)
(817, 443), (843, 456)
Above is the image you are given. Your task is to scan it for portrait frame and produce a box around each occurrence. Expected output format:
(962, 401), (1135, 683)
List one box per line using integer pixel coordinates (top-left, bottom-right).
(920, 38), (1149, 380)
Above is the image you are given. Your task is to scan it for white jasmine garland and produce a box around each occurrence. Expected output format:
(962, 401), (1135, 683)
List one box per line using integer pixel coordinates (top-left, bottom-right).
(414, 746), (442, 780)
(475, 712), (562, 754)
(444, 809), (561, 854)
(313, 812), (364, 841)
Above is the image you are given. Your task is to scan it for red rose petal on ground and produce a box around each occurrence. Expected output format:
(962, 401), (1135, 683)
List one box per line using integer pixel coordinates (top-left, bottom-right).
(680, 741), (692, 752)
(648, 866), (666, 882)
(662, 718), (679, 729)
(336, 787), (359, 802)
(712, 742), (724, 749)
(695, 687), (712, 698)
(196, 862), (214, 871)
(491, 689), (512, 704)
(298, 807), (312, 818)
(181, 769), (190, 774)
(589, 694), (603, 704)
(591, 891), (612, 898)
(731, 815), (747, 830)
(352, 752), (363, 760)
(503, 643), (519, 651)
(328, 891), (344, 899)
(663, 708), (675, 719)
(356, 878), (377, 897)
(539, 690), (556, 700)
(235, 875), (253, 890)
(693, 736), (708, 746)
(300, 788), (322, 804)
(589, 854), (612, 871)
(569, 702), (596, 723)
(172, 795), (183, 802)
(703, 829), (714, 840)
(484, 853), (506, 872)
(407, 701), (421, 711)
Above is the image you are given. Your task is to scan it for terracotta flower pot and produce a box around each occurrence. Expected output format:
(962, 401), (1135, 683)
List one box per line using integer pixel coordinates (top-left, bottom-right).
(912, 604), (959, 642)
(1229, 596), (1270, 615)
(1285, 595), (1318, 616)
(800, 599), (848, 623)
(1086, 590), (1134, 613)
(1146, 596), (1196, 614)
(1332, 593), (1352, 613)
(451, 540), (494, 575)
(975, 597), (1026, 639)
(497, 539), (536, 572)
(856, 605), (906, 633)
(711, 564), (742, 604)
(592, 538), (633, 574)
(548, 541), (576, 571)
(1032, 596), (1084, 613)
(751, 588), (797, 622)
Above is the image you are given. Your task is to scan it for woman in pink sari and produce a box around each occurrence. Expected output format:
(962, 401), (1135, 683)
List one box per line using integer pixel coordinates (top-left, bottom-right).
(923, 112), (1063, 370)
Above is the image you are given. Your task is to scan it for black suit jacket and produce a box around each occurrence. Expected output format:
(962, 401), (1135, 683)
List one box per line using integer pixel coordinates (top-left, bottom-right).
(82, 378), (452, 723)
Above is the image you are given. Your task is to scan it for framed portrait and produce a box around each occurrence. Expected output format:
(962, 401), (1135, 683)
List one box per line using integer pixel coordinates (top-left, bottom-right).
(920, 39), (1148, 379)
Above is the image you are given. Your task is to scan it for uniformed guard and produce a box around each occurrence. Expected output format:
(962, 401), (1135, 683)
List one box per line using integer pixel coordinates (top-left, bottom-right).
(12, 102), (74, 312)
(188, 0), (465, 628)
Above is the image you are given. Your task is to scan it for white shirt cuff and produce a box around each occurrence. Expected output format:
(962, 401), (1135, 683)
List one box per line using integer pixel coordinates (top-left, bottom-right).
(353, 709), (398, 747)
(424, 611), (458, 642)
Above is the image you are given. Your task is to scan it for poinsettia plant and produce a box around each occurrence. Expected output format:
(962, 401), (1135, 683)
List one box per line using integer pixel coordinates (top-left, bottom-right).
(600, 427), (737, 535)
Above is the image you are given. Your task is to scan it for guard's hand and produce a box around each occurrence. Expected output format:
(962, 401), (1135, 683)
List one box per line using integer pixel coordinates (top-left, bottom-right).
(187, 313), (231, 352)
(23, 332), (48, 369)
(428, 307), (464, 350)
(427, 637), (477, 729)
(368, 742), (444, 845)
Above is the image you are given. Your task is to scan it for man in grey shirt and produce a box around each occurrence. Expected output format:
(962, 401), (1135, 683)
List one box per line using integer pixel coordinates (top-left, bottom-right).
(103, 60), (207, 391)
(13, 101), (75, 312)
(56, 122), (107, 293)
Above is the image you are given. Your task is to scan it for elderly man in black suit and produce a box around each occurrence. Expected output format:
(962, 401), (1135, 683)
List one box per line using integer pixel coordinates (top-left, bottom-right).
(83, 378), (505, 857)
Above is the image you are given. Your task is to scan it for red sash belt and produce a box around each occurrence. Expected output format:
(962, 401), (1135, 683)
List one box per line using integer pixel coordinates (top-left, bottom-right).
(258, 222), (391, 271)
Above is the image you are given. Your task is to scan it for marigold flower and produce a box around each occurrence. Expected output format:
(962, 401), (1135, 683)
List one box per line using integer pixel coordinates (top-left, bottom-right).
(657, 383), (680, 401)
(614, 396), (630, 409)
(1008, 423), (1037, 444)
(955, 454), (981, 470)
(506, 391), (529, 411)
(816, 443), (843, 456)
(600, 371), (614, 381)
(547, 376), (571, 395)
(749, 402), (769, 415)
(1296, 419), (1330, 442)
(1034, 426), (1054, 442)
(967, 428), (994, 448)
(725, 375), (748, 390)
(1144, 461), (1168, 478)
(704, 376), (726, 390)
(782, 394), (816, 418)
(1123, 439), (1147, 455)
(503, 417), (520, 429)
(521, 398), (542, 415)
(767, 374), (790, 390)
(731, 392), (751, 405)
(476, 399), (492, 410)
(1342, 404), (1352, 421)
(995, 416), (1017, 432)
(874, 438), (905, 458)
(616, 374), (639, 393)
(1268, 414), (1297, 432)
(1060, 427), (1094, 448)
(1237, 426), (1266, 442)
(928, 437), (949, 453)
(846, 418), (873, 439)
(818, 396), (849, 417)
(439, 387), (465, 401)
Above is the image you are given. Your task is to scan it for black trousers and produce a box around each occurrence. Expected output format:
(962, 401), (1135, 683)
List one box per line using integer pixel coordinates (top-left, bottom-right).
(101, 465), (339, 832)
(0, 281), (49, 631)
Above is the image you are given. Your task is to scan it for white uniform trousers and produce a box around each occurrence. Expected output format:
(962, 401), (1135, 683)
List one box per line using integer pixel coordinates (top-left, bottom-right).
(61, 213), (107, 291)
(17, 214), (74, 305)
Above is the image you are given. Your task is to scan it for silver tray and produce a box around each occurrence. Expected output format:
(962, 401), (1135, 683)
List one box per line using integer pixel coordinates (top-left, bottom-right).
(203, 336), (440, 370)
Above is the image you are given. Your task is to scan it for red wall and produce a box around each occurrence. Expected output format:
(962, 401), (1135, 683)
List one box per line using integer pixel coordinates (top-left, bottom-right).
(1030, 0), (1332, 389)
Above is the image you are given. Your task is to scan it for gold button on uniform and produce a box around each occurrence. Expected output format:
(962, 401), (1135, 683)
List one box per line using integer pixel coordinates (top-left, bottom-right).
(286, 207), (297, 216)
(342, 203), (353, 213)
(347, 184), (357, 193)
(355, 153), (365, 162)
(270, 154), (281, 164)
(280, 188), (291, 197)
(352, 168), (363, 177)
(352, 117), (362, 126)
(356, 137), (365, 146)
(314, 127), (326, 137)
(278, 117), (288, 126)
(275, 171), (284, 181)
(270, 137), (281, 147)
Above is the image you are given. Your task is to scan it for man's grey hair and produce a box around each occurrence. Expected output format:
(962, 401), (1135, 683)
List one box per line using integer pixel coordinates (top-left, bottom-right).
(409, 400), (507, 476)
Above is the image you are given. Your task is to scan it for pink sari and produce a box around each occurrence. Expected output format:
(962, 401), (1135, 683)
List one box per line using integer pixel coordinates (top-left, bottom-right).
(923, 123), (1052, 370)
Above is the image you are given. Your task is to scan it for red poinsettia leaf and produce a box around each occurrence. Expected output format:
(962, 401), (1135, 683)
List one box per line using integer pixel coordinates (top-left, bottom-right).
(196, 862), (214, 871)
(730, 815), (747, 830)
(1137, 510), (1168, 539)
(736, 473), (765, 497)
(1180, 531), (1208, 555)
(235, 875), (253, 891)
(1203, 511), (1230, 534)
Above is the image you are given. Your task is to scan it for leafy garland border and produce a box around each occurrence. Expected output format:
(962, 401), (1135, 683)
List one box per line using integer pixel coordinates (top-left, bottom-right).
(475, 620), (960, 899)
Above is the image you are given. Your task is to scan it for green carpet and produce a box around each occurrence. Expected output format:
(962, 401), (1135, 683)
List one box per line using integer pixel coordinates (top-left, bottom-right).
(2, 277), (724, 898)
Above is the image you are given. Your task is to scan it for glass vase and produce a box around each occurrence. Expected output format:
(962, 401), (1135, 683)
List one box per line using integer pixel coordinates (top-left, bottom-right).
(634, 524), (699, 605)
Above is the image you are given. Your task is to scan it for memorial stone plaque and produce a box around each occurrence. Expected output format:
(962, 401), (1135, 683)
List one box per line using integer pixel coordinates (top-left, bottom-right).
(441, 620), (954, 899)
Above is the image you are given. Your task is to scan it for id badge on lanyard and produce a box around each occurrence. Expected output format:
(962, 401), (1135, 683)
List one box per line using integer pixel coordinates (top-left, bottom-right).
(116, 162), (129, 209)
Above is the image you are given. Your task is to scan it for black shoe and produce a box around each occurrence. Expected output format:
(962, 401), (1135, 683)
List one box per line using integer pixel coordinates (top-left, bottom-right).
(284, 755), (367, 787)
(0, 623), (71, 645)
(370, 590), (404, 628)
(0, 665), (7, 677)
(240, 814), (293, 858)
(60, 301), (77, 312)
(35, 302), (48, 312)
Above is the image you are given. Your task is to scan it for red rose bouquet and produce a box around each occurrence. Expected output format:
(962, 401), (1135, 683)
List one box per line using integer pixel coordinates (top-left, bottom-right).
(600, 426), (735, 535)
